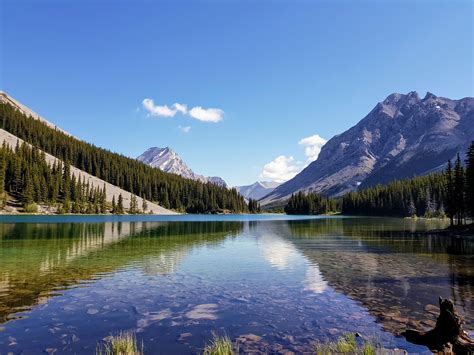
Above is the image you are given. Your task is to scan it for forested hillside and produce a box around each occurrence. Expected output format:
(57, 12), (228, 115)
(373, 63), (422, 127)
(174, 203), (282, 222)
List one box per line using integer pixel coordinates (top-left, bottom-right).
(0, 142), (110, 213)
(285, 142), (474, 223)
(0, 102), (247, 213)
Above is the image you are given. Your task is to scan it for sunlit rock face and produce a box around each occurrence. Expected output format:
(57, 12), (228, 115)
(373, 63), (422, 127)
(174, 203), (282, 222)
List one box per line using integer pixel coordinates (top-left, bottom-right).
(137, 147), (227, 187)
(262, 92), (474, 204)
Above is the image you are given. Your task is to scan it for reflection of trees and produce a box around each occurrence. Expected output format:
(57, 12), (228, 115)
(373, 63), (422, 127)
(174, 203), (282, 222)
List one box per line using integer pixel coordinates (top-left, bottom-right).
(284, 218), (474, 334)
(0, 221), (243, 323)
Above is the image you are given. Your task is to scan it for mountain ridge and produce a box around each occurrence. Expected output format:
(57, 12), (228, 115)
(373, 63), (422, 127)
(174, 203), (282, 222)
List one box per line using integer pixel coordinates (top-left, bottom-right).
(137, 147), (227, 187)
(261, 91), (474, 205)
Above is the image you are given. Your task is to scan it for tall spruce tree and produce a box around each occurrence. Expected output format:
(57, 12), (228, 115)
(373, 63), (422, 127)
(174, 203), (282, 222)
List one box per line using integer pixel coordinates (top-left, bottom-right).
(454, 153), (465, 225)
(142, 195), (148, 214)
(129, 194), (138, 214)
(117, 194), (124, 214)
(446, 160), (455, 226)
(111, 195), (116, 214)
(465, 141), (474, 219)
(0, 148), (5, 197)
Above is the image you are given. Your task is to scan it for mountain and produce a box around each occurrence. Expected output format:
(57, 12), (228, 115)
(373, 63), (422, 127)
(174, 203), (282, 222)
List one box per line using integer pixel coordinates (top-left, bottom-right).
(0, 129), (176, 214)
(137, 147), (227, 187)
(0, 91), (71, 137)
(262, 91), (474, 205)
(0, 92), (246, 214)
(235, 181), (281, 200)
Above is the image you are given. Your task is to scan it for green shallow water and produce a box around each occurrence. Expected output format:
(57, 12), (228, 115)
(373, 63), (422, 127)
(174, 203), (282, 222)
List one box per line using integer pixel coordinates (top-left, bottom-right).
(0, 215), (472, 354)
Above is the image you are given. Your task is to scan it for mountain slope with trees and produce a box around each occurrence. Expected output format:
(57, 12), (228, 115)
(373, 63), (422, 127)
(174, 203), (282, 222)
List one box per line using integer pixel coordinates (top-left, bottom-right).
(284, 141), (474, 224)
(0, 96), (247, 214)
(0, 129), (174, 214)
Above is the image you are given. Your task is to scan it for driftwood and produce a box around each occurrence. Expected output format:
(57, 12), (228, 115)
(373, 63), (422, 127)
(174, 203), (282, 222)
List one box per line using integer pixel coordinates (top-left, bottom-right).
(403, 297), (474, 354)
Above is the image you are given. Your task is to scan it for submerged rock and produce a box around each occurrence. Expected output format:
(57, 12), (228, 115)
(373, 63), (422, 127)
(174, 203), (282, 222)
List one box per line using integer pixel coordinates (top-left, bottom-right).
(238, 333), (262, 342)
(178, 332), (192, 342)
(185, 304), (218, 320)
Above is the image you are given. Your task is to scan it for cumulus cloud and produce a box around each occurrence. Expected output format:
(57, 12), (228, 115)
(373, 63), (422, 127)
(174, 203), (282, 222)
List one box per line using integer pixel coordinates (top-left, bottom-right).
(260, 155), (301, 183)
(142, 98), (223, 123)
(259, 133), (327, 183)
(298, 134), (327, 162)
(178, 125), (191, 133)
(174, 103), (188, 114)
(188, 106), (224, 123)
(142, 99), (188, 118)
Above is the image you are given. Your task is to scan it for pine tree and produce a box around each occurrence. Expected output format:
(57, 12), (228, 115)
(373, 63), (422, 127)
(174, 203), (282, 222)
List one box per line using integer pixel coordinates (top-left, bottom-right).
(111, 195), (116, 214)
(22, 173), (35, 210)
(129, 194), (138, 214)
(100, 185), (107, 214)
(454, 153), (465, 225)
(117, 194), (124, 214)
(142, 195), (148, 214)
(445, 160), (455, 226)
(0, 148), (5, 196)
(465, 141), (474, 219)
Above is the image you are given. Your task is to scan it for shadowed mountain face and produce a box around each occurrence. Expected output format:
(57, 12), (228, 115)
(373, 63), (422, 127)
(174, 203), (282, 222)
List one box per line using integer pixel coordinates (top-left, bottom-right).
(262, 92), (474, 204)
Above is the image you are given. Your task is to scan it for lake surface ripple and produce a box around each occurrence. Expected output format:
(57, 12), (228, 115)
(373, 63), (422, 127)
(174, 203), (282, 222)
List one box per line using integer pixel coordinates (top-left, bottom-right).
(0, 215), (472, 354)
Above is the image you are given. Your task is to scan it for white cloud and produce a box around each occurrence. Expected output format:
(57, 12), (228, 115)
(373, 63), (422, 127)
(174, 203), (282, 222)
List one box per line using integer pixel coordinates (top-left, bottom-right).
(142, 98), (186, 118)
(259, 133), (327, 184)
(260, 155), (301, 183)
(142, 98), (223, 123)
(178, 125), (191, 133)
(298, 134), (327, 162)
(174, 103), (188, 114)
(188, 106), (224, 123)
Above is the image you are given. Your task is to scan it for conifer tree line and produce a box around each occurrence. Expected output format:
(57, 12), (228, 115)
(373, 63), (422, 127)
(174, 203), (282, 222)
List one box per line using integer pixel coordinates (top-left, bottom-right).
(248, 198), (261, 213)
(0, 102), (248, 213)
(341, 173), (447, 218)
(0, 142), (111, 213)
(284, 141), (474, 222)
(284, 191), (339, 215)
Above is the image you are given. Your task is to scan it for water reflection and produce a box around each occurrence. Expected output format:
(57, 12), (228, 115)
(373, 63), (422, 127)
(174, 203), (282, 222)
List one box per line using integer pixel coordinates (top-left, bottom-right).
(285, 217), (474, 334)
(0, 221), (243, 323)
(0, 216), (472, 354)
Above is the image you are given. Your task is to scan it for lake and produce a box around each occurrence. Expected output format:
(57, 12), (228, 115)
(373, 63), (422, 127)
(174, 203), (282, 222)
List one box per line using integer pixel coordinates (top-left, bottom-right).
(0, 215), (472, 354)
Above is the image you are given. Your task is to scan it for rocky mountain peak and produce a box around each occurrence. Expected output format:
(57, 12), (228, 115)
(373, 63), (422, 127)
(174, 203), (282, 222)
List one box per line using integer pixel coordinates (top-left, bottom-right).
(137, 147), (227, 187)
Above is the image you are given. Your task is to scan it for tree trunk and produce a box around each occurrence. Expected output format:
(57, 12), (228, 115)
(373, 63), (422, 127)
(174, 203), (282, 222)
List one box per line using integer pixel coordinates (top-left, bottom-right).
(403, 297), (474, 354)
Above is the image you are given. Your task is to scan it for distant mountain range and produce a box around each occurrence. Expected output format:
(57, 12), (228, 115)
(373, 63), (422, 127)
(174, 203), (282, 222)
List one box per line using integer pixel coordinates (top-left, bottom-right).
(261, 91), (474, 205)
(235, 181), (281, 200)
(137, 147), (227, 187)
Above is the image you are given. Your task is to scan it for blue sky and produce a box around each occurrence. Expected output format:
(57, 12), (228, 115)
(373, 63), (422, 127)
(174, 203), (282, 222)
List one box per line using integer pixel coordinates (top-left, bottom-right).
(1, 0), (473, 186)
